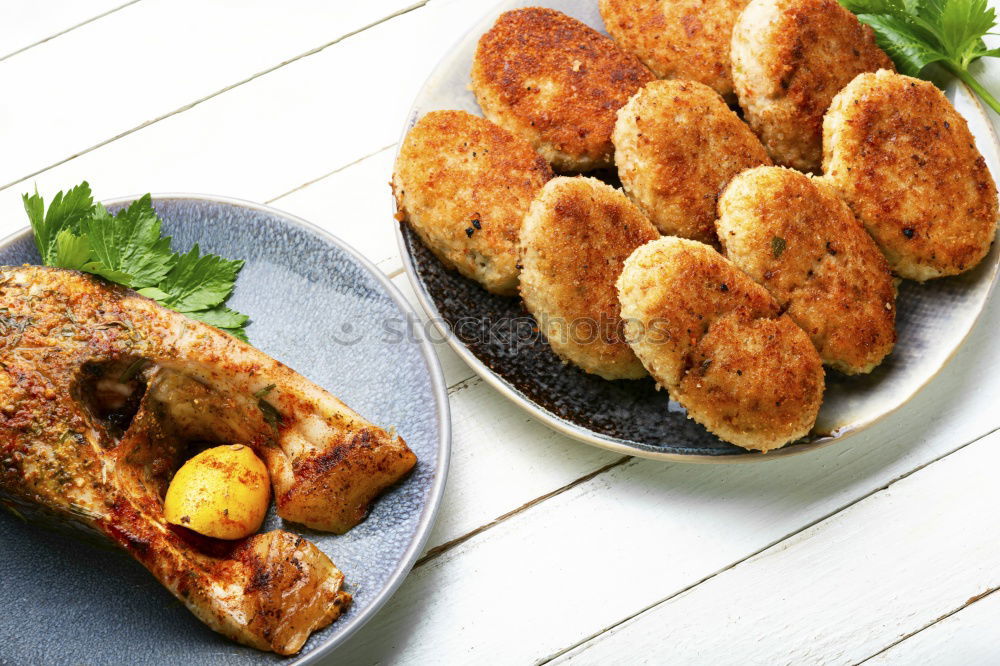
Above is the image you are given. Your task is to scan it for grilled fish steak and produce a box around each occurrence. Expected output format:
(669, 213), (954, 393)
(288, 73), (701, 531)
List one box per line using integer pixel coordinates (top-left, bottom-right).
(0, 266), (418, 654)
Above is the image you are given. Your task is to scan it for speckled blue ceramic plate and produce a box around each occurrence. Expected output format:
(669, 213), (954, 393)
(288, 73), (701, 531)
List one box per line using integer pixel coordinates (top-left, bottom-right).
(0, 195), (450, 664)
(396, 0), (1000, 462)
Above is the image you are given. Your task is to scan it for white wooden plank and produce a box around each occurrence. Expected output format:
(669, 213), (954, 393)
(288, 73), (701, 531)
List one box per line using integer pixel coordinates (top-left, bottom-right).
(0, 0), (494, 246)
(866, 590), (1000, 665)
(0, 0), (131, 60)
(555, 429), (1000, 666)
(332, 290), (1000, 664)
(269, 146), (402, 274)
(0, 0), (424, 189)
(422, 374), (624, 556)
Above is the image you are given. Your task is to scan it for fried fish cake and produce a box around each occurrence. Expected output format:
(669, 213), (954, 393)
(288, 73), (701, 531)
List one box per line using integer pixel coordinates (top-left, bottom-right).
(823, 71), (999, 281)
(617, 237), (824, 451)
(471, 7), (654, 172)
(612, 79), (771, 244)
(599, 0), (750, 98)
(519, 176), (660, 380)
(718, 167), (896, 373)
(731, 0), (893, 171)
(392, 110), (553, 295)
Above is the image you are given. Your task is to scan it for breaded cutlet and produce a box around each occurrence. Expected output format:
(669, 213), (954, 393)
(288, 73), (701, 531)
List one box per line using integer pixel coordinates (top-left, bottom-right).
(612, 79), (771, 245)
(731, 0), (893, 171)
(617, 237), (825, 452)
(519, 176), (660, 380)
(599, 0), (750, 99)
(392, 110), (553, 295)
(718, 166), (896, 374)
(823, 70), (998, 281)
(471, 7), (654, 172)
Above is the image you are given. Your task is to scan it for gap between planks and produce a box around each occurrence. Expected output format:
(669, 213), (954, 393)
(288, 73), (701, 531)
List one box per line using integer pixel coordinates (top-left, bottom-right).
(856, 586), (1000, 664)
(0, 0), (142, 64)
(265, 143), (397, 205)
(416, 455), (632, 567)
(0, 3), (428, 193)
(538, 424), (1000, 665)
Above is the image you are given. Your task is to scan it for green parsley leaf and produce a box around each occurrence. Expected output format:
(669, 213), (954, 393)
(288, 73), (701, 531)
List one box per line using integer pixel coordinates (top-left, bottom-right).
(53, 229), (91, 270)
(155, 244), (244, 313)
(24, 183), (251, 342)
(840, 0), (1000, 113)
(185, 305), (250, 339)
(24, 182), (95, 264)
(187, 307), (250, 342)
(81, 198), (176, 289)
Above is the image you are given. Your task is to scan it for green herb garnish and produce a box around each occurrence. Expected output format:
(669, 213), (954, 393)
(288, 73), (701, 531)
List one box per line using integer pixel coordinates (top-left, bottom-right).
(253, 384), (276, 400)
(840, 0), (1000, 114)
(24, 182), (250, 342)
(258, 398), (283, 430)
(771, 236), (787, 258)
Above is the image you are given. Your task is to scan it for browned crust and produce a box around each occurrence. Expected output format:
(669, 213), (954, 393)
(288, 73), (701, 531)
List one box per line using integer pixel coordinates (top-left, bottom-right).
(599, 0), (750, 98)
(617, 237), (824, 451)
(732, 0), (893, 171)
(393, 110), (553, 295)
(519, 176), (660, 380)
(471, 7), (654, 171)
(612, 79), (771, 244)
(718, 166), (896, 373)
(823, 70), (999, 280)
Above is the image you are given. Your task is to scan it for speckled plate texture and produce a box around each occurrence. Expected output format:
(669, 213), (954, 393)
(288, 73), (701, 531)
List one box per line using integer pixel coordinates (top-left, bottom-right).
(395, 0), (1000, 462)
(0, 195), (450, 664)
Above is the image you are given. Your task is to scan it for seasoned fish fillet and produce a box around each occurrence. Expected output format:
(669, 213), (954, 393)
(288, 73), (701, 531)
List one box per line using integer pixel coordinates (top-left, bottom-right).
(0, 266), (418, 654)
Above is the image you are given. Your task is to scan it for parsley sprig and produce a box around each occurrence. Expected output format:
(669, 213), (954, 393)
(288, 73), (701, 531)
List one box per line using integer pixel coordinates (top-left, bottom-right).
(840, 0), (1000, 114)
(24, 182), (250, 341)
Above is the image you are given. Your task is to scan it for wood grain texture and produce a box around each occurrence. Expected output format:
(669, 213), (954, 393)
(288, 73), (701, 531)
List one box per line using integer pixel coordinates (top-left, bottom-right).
(0, 0), (494, 244)
(866, 589), (1000, 665)
(270, 147), (402, 274)
(0, 0), (132, 60)
(555, 429), (1000, 665)
(0, 0), (426, 190)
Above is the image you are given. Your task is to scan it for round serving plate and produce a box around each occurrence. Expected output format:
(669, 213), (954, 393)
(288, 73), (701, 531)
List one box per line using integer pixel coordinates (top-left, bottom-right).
(0, 195), (450, 664)
(394, 0), (1000, 461)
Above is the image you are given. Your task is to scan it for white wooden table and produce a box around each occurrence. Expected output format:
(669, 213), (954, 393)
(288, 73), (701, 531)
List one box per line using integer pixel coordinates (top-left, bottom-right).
(3, 2), (999, 663)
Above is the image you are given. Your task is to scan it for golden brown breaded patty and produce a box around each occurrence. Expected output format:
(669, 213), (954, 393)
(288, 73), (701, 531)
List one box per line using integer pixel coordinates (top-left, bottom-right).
(731, 0), (893, 171)
(617, 237), (824, 451)
(471, 7), (654, 172)
(392, 110), (553, 295)
(520, 176), (660, 380)
(599, 0), (750, 98)
(612, 79), (771, 244)
(823, 71), (998, 281)
(718, 166), (896, 374)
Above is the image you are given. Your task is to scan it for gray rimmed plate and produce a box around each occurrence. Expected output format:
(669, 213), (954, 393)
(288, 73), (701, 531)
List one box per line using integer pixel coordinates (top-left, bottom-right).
(0, 195), (450, 664)
(395, 0), (1000, 462)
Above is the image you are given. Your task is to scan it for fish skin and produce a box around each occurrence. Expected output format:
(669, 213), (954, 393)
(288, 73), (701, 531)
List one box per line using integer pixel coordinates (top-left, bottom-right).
(0, 265), (418, 654)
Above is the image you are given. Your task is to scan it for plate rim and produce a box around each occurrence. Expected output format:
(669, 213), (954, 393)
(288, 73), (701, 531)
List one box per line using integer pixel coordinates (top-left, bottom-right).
(391, 0), (1000, 463)
(0, 192), (452, 662)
